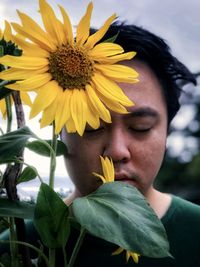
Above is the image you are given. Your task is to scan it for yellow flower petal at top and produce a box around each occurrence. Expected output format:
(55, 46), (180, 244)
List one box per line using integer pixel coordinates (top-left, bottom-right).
(93, 156), (114, 184)
(112, 247), (140, 264)
(0, 0), (139, 135)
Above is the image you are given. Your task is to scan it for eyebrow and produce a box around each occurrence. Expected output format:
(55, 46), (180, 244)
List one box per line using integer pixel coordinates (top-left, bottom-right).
(127, 107), (159, 118)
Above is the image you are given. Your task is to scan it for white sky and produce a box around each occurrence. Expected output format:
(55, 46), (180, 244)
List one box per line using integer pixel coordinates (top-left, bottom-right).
(0, 0), (200, 182)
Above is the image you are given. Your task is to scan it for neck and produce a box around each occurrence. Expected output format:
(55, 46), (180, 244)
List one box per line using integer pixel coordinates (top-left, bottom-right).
(145, 187), (172, 218)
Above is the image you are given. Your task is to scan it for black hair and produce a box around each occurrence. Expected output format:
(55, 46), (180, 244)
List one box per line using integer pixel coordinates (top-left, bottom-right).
(93, 23), (197, 124)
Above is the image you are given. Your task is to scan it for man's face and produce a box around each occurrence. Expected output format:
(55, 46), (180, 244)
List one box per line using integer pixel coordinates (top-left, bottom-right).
(61, 60), (168, 198)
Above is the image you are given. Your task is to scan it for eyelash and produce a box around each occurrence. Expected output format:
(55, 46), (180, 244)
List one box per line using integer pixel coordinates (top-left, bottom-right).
(129, 127), (152, 133)
(84, 127), (104, 134)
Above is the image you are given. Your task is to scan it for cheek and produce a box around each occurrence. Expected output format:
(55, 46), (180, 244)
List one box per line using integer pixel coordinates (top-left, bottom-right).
(63, 136), (103, 188)
(137, 133), (167, 179)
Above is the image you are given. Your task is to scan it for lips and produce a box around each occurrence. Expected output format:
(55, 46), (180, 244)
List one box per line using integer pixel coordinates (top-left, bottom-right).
(115, 172), (135, 181)
(114, 172), (138, 186)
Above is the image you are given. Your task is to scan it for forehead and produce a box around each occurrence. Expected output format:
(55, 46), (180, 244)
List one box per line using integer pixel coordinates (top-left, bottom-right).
(118, 60), (167, 114)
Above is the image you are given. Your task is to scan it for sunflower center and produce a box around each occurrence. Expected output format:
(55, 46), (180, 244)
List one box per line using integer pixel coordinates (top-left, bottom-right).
(49, 45), (94, 90)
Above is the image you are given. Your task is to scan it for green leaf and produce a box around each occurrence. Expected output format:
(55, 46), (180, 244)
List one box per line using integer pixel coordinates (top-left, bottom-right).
(0, 126), (35, 164)
(17, 166), (37, 184)
(0, 87), (12, 100)
(26, 139), (68, 157)
(0, 45), (4, 56)
(34, 183), (70, 248)
(103, 31), (119, 43)
(0, 199), (35, 219)
(72, 182), (171, 258)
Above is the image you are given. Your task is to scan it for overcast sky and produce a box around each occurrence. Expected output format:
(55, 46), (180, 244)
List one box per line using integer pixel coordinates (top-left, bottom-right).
(0, 0), (200, 72)
(0, 0), (199, 180)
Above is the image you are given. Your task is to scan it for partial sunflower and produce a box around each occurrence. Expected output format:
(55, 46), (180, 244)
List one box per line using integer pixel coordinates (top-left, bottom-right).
(93, 156), (114, 183)
(0, 0), (139, 135)
(112, 247), (140, 264)
(0, 21), (32, 119)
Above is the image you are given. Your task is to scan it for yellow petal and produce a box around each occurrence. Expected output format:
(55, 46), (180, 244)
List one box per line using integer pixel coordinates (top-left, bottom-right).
(85, 14), (116, 49)
(79, 90), (100, 129)
(39, 0), (65, 45)
(6, 73), (51, 91)
(106, 157), (115, 182)
(98, 92), (129, 114)
(95, 51), (136, 64)
(94, 64), (139, 83)
(112, 247), (124, 256)
(3, 21), (13, 42)
(76, 2), (93, 45)
(130, 252), (140, 264)
(40, 92), (60, 128)
(92, 172), (106, 183)
(30, 81), (60, 118)
(16, 10), (56, 49)
(92, 73), (133, 106)
(20, 92), (32, 107)
(65, 116), (76, 133)
(0, 67), (48, 80)
(12, 22), (55, 51)
(55, 90), (72, 134)
(89, 43), (124, 59)
(126, 251), (130, 262)
(0, 55), (49, 70)
(85, 84), (111, 123)
(0, 99), (7, 118)
(59, 5), (73, 45)
(85, 105), (100, 129)
(12, 35), (49, 58)
(100, 156), (109, 180)
(70, 89), (85, 136)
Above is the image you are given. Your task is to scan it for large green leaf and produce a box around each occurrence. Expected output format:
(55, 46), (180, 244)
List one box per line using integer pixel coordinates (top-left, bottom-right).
(72, 182), (171, 258)
(26, 139), (68, 157)
(0, 199), (35, 219)
(34, 183), (70, 248)
(0, 126), (35, 164)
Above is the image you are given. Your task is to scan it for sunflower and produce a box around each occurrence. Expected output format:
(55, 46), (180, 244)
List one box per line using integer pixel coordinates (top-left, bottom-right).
(93, 156), (114, 183)
(0, 0), (139, 135)
(0, 21), (32, 119)
(112, 247), (140, 264)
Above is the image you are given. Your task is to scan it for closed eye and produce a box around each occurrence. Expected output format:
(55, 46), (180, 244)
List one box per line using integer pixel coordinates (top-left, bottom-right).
(84, 127), (104, 134)
(129, 127), (152, 133)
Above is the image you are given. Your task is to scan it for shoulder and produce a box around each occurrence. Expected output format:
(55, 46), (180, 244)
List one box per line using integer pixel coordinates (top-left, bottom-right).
(162, 195), (200, 225)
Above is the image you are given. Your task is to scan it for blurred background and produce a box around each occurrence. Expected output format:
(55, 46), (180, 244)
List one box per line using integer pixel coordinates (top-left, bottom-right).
(0, 0), (200, 203)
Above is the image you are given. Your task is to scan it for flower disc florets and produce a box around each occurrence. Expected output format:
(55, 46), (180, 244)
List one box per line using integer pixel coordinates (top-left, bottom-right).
(49, 44), (94, 90)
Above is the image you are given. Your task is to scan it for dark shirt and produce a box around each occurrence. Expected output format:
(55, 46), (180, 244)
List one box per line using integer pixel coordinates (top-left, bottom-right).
(1, 196), (200, 266)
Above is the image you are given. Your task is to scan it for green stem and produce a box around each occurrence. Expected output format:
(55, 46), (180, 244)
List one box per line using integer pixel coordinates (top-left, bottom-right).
(0, 240), (50, 267)
(49, 248), (56, 267)
(5, 95), (12, 133)
(68, 228), (86, 267)
(49, 122), (57, 189)
(9, 218), (19, 267)
(62, 245), (68, 267)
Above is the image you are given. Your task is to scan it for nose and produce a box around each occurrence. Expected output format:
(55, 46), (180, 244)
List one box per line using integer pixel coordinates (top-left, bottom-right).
(102, 128), (131, 163)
